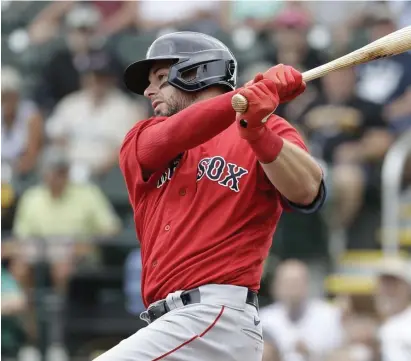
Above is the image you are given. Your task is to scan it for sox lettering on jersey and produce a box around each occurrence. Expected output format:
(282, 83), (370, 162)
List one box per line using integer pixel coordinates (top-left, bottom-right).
(197, 156), (248, 192)
(158, 155), (248, 192)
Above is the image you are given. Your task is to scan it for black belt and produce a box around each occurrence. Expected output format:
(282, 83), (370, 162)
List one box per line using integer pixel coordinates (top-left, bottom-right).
(142, 289), (259, 324)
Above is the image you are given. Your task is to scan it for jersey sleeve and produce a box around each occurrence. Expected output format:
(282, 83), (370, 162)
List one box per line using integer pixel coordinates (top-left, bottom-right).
(119, 117), (167, 204)
(262, 114), (327, 214)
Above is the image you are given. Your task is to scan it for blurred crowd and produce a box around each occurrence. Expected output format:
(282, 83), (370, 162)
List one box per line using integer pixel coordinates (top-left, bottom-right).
(260, 257), (411, 361)
(1, 1), (411, 360)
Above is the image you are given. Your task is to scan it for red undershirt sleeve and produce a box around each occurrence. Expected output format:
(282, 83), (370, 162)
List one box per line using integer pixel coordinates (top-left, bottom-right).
(136, 90), (239, 175)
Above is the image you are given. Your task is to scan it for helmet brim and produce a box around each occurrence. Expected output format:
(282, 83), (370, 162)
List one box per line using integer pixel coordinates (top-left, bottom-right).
(123, 56), (181, 95)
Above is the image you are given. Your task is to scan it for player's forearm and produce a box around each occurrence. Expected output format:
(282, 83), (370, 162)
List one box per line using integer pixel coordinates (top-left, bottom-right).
(261, 140), (322, 204)
(248, 127), (322, 205)
(137, 91), (237, 172)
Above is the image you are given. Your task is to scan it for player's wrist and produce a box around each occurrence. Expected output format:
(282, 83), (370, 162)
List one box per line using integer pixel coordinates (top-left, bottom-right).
(237, 119), (267, 141)
(244, 125), (284, 164)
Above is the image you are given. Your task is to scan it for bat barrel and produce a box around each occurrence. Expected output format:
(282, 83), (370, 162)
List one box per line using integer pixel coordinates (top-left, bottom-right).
(232, 25), (411, 114)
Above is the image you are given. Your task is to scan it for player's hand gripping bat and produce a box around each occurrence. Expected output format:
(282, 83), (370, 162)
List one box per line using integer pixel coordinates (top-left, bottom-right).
(232, 25), (411, 113)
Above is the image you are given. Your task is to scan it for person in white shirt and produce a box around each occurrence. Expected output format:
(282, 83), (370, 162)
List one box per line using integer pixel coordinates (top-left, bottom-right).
(47, 50), (147, 182)
(375, 257), (411, 361)
(260, 259), (343, 361)
(1, 66), (44, 178)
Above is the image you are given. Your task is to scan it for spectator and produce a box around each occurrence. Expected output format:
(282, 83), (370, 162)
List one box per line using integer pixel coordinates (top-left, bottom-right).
(12, 148), (122, 293)
(327, 315), (379, 361)
(28, 1), (226, 38)
(1, 66), (43, 178)
(260, 260), (343, 361)
(1, 266), (27, 317)
(222, 0), (286, 32)
(1, 266), (27, 359)
(135, 1), (226, 34)
(261, 7), (326, 120)
(386, 0), (411, 30)
(28, 1), (129, 44)
(356, 5), (411, 134)
(296, 68), (393, 230)
(33, 4), (124, 113)
(374, 257), (411, 361)
(304, 1), (369, 54)
(46, 50), (145, 181)
(262, 341), (281, 361)
(262, 7), (324, 74)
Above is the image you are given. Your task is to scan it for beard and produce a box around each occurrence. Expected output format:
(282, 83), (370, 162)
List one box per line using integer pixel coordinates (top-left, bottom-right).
(154, 91), (199, 117)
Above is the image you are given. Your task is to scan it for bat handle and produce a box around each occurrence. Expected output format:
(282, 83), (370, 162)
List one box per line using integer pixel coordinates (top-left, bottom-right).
(231, 93), (249, 113)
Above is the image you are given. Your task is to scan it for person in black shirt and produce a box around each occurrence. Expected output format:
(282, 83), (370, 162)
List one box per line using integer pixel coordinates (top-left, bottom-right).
(356, 6), (411, 134)
(261, 7), (326, 120)
(34, 5), (124, 115)
(296, 67), (393, 230)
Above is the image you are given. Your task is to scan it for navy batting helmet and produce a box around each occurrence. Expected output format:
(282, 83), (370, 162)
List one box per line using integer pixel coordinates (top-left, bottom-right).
(123, 32), (237, 95)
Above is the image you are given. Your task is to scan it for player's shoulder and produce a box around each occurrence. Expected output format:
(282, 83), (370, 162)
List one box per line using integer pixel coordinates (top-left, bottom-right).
(128, 116), (167, 133)
(121, 116), (167, 143)
(119, 116), (168, 165)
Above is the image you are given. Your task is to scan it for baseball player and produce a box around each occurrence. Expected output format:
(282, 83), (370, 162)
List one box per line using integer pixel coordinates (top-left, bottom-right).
(95, 32), (326, 361)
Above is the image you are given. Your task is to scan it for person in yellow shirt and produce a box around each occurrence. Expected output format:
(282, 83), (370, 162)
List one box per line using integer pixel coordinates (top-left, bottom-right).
(12, 149), (122, 293)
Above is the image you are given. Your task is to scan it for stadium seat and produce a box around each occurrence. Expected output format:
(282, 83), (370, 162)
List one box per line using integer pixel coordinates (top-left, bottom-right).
(325, 249), (410, 296)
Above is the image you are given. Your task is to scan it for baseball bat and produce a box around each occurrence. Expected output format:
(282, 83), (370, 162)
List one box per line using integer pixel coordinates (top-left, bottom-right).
(232, 25), (411, 113)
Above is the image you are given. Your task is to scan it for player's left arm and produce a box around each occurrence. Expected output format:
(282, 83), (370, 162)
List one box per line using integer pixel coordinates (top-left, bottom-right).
(238, 65), (325, 212)
(257, 117), (324, 209)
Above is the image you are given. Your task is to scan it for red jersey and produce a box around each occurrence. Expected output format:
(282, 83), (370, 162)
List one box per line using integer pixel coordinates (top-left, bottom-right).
(120, 114), (322, 307)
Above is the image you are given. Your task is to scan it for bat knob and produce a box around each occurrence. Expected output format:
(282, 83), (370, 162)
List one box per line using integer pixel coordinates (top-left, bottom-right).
(231, 94), (248, 113)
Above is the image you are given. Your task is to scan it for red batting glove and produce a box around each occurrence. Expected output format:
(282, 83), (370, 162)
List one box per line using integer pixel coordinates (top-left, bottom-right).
(244, 72), (264, 87)
(265, 64), (306, 102)
(245, 65), (306, 103)
(236, 78), (280, 140)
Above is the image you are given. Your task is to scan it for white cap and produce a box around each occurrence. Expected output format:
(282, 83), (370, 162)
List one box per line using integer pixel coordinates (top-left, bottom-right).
(65, 5), (101, 29)
(377, 257), (411, 286)
(1, 66), (22, 93)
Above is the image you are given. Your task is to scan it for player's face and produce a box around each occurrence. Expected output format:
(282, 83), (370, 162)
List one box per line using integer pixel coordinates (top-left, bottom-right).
(144, 61), (199, 116)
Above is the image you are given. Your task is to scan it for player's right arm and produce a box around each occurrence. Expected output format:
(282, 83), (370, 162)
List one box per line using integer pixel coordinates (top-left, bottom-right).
(119, 90), (239, 180)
